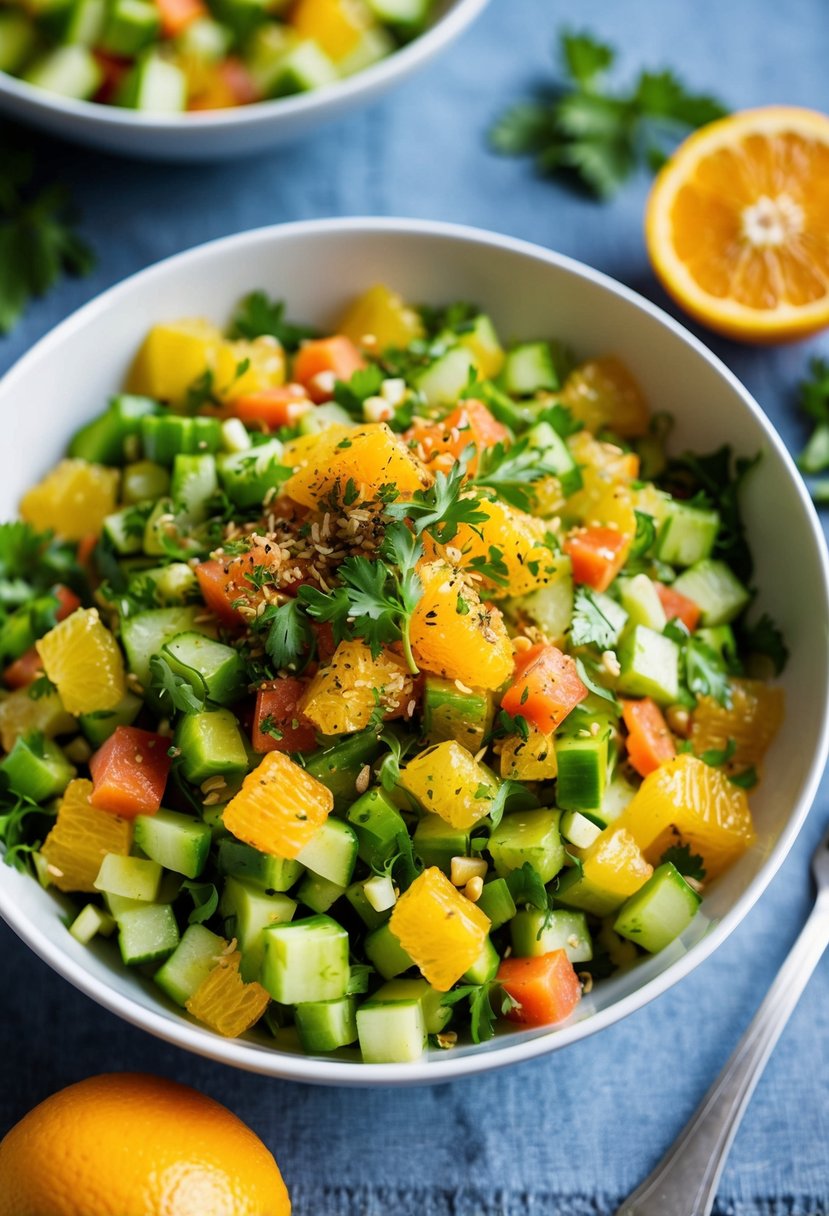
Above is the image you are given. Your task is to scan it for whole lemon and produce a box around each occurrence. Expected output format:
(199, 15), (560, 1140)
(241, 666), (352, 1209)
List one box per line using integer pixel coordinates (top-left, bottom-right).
(0, 1072), (291, 1216)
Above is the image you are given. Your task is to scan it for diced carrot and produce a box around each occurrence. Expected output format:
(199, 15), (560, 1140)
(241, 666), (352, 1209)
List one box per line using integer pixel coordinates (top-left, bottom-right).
(622, 697), (676, 778)
(252, 679), (317, 754)
(195, 542), (296, 628)
(217, 57), (259, 106)
(404, 399), (510, 473)
(563, 526), (628, 593)
(195, 560), (243, 628)
(500, 643), (588, 734)
(497, 951), (582, 1027)
(89, 726), (172, 819)
(4, 646), (44, 690)
(656, 582), (702, 633)
(292, 336), (365, 402)
(227, 384), (312, 429)
(77, 533), (98, 570)
(54, 584), (81, 621)
(155, 0), (205, 37)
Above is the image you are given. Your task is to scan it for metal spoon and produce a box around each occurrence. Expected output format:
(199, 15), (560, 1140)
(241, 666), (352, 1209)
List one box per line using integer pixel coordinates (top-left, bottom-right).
(617, 822), (829, 1216)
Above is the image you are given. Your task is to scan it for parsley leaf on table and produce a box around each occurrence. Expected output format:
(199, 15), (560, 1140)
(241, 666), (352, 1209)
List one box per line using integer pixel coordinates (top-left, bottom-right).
(228, 291), (317, 351)
(491, 29), (728, 199)
(0, 146), (94, 335)
(797, 357), (829, 476)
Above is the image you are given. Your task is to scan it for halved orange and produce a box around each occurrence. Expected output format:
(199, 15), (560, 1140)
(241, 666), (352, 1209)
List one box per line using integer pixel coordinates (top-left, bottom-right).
(646, 107), (829, 342)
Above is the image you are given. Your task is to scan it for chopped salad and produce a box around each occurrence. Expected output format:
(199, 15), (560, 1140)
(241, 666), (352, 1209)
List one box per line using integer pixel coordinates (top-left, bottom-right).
(0, 282), (786, 1063)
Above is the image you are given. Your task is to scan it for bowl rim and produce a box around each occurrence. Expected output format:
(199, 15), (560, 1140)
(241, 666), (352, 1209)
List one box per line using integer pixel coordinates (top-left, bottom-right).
(1, 215), (827, 1086)
(0, 0), (489, 133)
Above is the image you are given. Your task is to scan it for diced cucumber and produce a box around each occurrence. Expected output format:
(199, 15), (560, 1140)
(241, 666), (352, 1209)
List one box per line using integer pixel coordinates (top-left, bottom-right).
(412, 813), (470, 875)
(510, 908), (592, 963)
(555, 860), (635, 918)
(94, 854), (162, 902)
(162, 632), (246, 707)
(262, 914), (350, 1004)
(696, 624), (739, 667)
(243, 23), (295, 96)
(555, 725), (612, 814)
(70, 397), (159, 467)
(131, 562), (198, 607)
(489, 809), (564, 884)
(133, 809), (212, 879)
(219, 876), (296, 981)
(122, 460), (171, 504)
(64, 0), (106, 45)
(117, 51), (186, 112)
(217, 839), (304, 893)
(1, 733), (75, 802)
(295, 996), (358, 1053)
(463, 936), (499, 985)
(295, 816), (359, 888)
(338, 24), (394, 76)
(69, 903), (116, 945)
(170, 453), (218, 522)
(613, 862), (701, 953)
(103, 503), (154, 556)
(618, 574), (667, 632)
(617, 624), (680, 705)
(24, 45), (102, 99)
(507, 559), (573, 643)
(414, 346), (476, 411)
(344, 880), (389, 931)
(364, 921), (414, 980)
(362, 0), (435, 34)
(656, 500), (720, 567)
(100, 0), (159, 54)
(118, 902), (180, 965)
(560, 809), (602, 849)
(217, 439), (287, 509)
(79, 693), (142, 747)
(596, 772), (637, 828)
(269, 39), (338, 96)
(476, 877), (517, 930)
(453, 314), (505, 380)
(177, 16), (232, 60)
(305, 731), (381, 811)
(0, 12), (36, 73)
(346, 788), (407, 868)
(121, 605), (215, 685)
(174, 709), (248, 785)
(373, 978), (452, 1035)
(298, 402), (354, 436)
(140, 414), (222, 463)
(421, 676), (493, 750)
(357, 999), (426, 1064)
(154, 923), (226, 1005)
(500, 341), (559, 396)
(363, 873), (396, 913)
(672, 560), (750, 626)
(297, 873), (347, 915)
(526, 421), (582, 496)
(588, 591), (629, 643)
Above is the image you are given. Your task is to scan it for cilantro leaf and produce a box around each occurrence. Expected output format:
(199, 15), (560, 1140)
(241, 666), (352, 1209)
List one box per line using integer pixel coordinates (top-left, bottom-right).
(697, 737), (737, 767)
(487, 780), (537, 831)
(561, 29), (614, 86)
(418, 300), (479, 338)
(181, 880), (219, 925)
(661, 445), (759, 584)
(574, 655), (619, 707)
(685, 635), (732, 708)
(570, 587), (618, 650)
(0, 792), (53, 875)
(472, 438), (568, 512)
(467, 546), (510, 587)
(262, 599), (314, 672)
(739, 612), (789, 676)
(660, 843), (706, 882)
(332, 365), (385, 419)
(229, 291), (317, 351)
(148, 655), (205, 715)
(442, 980), (517, 1044)
(384, 457), (488, 543)
(505, 861), (550, 911)
(796, 357), (829, 480)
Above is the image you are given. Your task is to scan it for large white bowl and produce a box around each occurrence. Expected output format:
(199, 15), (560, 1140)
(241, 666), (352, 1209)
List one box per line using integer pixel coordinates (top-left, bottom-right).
(0, 218), (827, 1086)
(0, 0), (487, 160)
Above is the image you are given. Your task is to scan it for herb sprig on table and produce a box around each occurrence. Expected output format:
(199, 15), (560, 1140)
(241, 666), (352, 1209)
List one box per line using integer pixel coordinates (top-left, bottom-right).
(490, 30), (728, 199)
(797, 356), (829, 503)
(0, 144), (94, 335)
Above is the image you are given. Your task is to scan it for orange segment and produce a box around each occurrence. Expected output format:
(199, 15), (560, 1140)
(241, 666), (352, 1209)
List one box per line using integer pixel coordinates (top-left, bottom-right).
(186, 951), (271, 1038)
(691, 678), (784, 777)
(41, 778), (132, 893)
(36, 608), (126, 715)
(560, 357), (650, 438)
(222, 751), (333, 859)
(646, 107), (829, 341)
(20, 459), (119, 541)
(389, 866), (491, 992)
(299, 639), (414, 735)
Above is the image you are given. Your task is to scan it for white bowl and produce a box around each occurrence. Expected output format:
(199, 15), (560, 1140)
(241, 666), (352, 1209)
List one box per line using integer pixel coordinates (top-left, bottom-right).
(0, 218), (827, 1086)
(0, 0), (488, 160)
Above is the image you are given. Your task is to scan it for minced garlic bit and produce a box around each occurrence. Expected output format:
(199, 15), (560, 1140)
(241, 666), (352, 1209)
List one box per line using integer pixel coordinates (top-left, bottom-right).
(451, 856), (488, 887)
(600, 649), (621, 678)
(201, 775), (227, 795)
(435, 1031), (458, 1050)
(579, 971), (594, 994)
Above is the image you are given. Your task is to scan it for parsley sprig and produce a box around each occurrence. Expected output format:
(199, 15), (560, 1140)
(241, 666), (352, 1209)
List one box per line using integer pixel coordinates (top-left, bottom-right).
(796, 357), (829, 501)
(570, 587), (618, 650)
(471, 438), (567, 512)
(384, 456), (488, 543)
(228, 291), (317, 352)
(491, 30), (728, 199)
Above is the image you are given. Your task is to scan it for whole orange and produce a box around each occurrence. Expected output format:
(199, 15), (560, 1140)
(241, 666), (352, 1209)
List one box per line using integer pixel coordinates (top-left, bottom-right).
(0, 1073), (291, 1216)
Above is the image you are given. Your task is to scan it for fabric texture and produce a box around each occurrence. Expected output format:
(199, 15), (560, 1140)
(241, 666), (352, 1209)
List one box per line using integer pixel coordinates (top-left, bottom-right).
(1, 0), (829, 1211)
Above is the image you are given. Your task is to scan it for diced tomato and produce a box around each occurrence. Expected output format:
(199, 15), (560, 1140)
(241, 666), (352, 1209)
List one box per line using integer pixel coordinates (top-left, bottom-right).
(656, 582), (702, 633)
(621, 697), (676, 778)
(228, 384), (312, 429)
(497, 951), (582, 1027)
(155, 0), (206, 37)
(404, 399), (509, 473)
(54, 584), (81, 621)
(501, 643), (588, 734)
(312, 621), (337, 665)
(4, 646), (44, 690)
(195, 560), (244, 628)
(89, 726), (172, 819)
(93, 51), (130, 104)
(292, 336), (365, 402)
(563, 526), (628, 593)
(252, 678), (317, 754)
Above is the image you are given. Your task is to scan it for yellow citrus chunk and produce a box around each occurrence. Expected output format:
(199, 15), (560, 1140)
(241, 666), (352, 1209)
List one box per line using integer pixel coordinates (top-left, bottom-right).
(36, 608), (126, 715)
(223, 750), (333, 859)
(446, 498), (561, 597)
(215, 335), (286, 401)
(338, 283), (425, 350)
(41, 778), (132, 893)
(0, 687), (75, 752)
(20, 459), (119, 541)
(125, 318), (224, 402)
(558, 827), (653, 916)
(290, 0), (369, 60)
(615, 753), (755, 879)
(186, 951), (271, 1038)
(498, 726), (558, 780)
(389, 866), (491, 992)
(691, 678), (784, 778)
(646, 106), (829, 342)
(399, 740), (499, 830)
(410, 561), (514, 691)
(300, 640), (414, 735)
(283, 422), (430, 509)
(561, 357), (650, 438)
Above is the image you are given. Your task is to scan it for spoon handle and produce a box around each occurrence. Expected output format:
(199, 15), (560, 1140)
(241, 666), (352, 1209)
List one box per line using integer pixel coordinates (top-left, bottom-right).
(616, 894), (829, 1216)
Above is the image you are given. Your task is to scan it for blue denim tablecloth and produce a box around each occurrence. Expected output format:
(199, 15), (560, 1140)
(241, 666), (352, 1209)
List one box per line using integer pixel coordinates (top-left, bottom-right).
(1, 1), (829, 1212)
